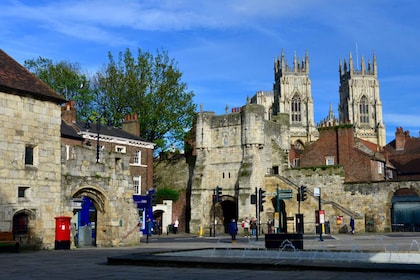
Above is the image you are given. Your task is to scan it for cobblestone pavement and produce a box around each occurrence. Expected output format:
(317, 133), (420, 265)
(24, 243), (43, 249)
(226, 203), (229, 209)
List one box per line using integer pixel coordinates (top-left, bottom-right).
(0, 233), (419, 280)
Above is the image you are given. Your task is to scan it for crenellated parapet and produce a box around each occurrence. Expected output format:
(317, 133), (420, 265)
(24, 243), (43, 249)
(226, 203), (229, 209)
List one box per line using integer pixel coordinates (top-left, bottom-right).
(274, 49), (309, 78)
(339, 52), (377, 79)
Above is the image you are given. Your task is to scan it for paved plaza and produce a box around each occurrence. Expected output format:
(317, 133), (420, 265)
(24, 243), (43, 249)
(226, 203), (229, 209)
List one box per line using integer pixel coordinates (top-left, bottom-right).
(0, 232), (419, 279)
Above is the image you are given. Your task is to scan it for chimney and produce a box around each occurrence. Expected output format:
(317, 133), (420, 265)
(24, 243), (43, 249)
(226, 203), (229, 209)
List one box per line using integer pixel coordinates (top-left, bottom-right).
(61, 100), (77, 124)
(122, 113), (140, 137)
(395, 127), (407, 150)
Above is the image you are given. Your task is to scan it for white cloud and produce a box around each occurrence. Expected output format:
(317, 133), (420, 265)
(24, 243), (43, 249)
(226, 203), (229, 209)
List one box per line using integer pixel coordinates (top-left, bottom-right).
(384, 113), (420, 127)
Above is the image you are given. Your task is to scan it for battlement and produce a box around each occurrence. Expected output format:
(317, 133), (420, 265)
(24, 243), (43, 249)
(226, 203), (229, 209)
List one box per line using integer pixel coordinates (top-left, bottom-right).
(274, 49), (309, 76)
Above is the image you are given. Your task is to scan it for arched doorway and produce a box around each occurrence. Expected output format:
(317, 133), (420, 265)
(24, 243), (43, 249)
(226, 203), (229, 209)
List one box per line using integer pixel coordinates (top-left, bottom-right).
(72, 187), (106, 247)
(221, 198), (237, 233)
(210, 196), (237, 235)
(12, 209), (35, 243)
(391, 188), (420, 232)
(153, 210), (164, 235)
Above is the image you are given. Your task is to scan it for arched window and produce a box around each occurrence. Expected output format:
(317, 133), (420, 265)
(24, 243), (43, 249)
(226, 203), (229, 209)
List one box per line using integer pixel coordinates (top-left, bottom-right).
(359, 96), (369, 123)
(291, 95), (301, 122)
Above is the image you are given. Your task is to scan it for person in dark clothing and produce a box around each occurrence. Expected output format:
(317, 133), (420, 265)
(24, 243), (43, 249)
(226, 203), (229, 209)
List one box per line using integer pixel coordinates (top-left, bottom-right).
(350, 217), (355, 234)
(228, 219), (238, 242)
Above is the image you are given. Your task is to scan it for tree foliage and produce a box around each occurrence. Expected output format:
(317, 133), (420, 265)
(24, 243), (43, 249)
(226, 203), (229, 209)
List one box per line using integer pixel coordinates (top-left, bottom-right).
(94, 48), (196, 153)
(155, 187), (179, 203)
(24, 48), (196, 154)
(24, 57), (94, 120)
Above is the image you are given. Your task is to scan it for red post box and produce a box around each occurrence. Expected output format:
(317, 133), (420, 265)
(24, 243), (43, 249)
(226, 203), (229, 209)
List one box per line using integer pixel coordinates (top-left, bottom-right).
(55, 216), (71, 250)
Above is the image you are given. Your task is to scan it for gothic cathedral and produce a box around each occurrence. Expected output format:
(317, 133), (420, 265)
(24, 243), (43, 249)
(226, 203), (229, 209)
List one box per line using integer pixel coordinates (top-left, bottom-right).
(338, 52), (386, 147)
(272, 49), (318, 146)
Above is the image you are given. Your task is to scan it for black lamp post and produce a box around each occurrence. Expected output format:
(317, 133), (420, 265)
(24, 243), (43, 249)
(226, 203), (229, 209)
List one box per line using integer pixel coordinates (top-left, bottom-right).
(96, 119), (100, 163)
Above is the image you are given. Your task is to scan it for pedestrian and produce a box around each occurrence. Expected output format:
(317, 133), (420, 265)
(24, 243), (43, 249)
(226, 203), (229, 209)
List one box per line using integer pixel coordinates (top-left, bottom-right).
(250, 217), (257, 238)
(350, 217), (355, 234)
(241, 217), (250, 237)
(228, 219), (238, 242)
(267, 219), (273, 234)
(147, 218), (153, 237)
(173, 218), (179, 234)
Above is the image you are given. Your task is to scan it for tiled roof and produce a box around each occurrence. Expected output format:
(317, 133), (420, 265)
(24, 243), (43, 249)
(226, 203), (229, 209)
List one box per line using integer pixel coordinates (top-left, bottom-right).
(0, 49), (66, 104)
(74, 120), (148, 142)
(61, 120), (84, 140)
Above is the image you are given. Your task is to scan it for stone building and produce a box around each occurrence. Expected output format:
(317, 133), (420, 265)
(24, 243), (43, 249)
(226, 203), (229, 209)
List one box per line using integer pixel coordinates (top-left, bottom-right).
(0, 49), (66, 248)
(61, 101), (155, 247)
(338, 53), (386, 147)
(188, 50), (420, 235)
(0, 49), (156, 249)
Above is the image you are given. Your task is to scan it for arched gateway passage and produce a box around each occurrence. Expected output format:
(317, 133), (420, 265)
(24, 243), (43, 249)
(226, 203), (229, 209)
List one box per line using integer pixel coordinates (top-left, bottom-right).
(72, 187), (107, 247)
(212, 196), (237, 234)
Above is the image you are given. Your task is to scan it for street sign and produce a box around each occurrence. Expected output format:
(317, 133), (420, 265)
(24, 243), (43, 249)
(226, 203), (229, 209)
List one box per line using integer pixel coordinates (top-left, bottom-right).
(278, 193), (293, 199)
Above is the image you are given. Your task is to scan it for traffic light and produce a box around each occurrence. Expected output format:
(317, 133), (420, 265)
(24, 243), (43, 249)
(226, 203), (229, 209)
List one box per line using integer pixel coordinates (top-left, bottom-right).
(259, 188), (266, 212)
(215, 186), (223, 203)
(300, 185), (307, 201)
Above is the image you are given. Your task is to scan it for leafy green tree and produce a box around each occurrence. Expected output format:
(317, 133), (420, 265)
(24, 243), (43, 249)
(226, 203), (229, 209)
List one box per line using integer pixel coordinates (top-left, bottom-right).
(94, 48), (196, 153)
(155, 188), (179, 203)
(24, 57), (94, 120)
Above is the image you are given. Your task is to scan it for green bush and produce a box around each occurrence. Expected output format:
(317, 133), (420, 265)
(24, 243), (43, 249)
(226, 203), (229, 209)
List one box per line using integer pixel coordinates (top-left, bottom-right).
(156, 188), (179, 203)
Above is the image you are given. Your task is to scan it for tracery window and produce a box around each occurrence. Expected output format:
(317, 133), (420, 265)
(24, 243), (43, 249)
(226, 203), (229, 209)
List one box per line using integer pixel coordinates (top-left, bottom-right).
(291, 95), (301, 122)
(359, 96), (369, 123)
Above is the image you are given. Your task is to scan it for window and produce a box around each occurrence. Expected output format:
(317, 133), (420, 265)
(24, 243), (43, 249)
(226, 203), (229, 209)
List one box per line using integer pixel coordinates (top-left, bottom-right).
(133, 150), (141, 165)
(65, 145), (70, 160)
(18, 186), (29, 198)
(359, 96), (369, 123)
(377, 162), (384, 174)
(293, 158), (300, 167)
(115, 145), (126, 153)
(25, 146), (34, 165)
(133, 176), (141, 195)
(325, 156), (334, 165)
(388, 170), (393, 179)
(291, 95), (301, 122)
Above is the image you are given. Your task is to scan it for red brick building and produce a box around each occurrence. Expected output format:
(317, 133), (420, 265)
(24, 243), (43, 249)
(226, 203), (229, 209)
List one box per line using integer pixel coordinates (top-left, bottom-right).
(297, 124), (386, 182)
(385, 127), (420, 181)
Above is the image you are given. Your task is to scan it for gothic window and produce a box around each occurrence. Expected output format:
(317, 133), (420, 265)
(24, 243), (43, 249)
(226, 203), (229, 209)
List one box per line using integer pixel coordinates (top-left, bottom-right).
(359, 96), (369, 123)
(291, 95), (301, 122)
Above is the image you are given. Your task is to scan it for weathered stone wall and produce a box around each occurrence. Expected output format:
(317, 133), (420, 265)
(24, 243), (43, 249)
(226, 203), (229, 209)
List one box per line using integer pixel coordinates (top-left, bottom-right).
(190, 104), (290, 234)
(62, 145), (140, 247)
(0, 92), (63, 248)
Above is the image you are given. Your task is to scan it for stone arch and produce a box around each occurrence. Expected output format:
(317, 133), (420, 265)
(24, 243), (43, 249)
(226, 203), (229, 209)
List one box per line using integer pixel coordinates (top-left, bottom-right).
(12, 209), (36, 243)
(71, 186), (109, 213)
(210, 195), (237, 234)
(71, 186), (109, 247)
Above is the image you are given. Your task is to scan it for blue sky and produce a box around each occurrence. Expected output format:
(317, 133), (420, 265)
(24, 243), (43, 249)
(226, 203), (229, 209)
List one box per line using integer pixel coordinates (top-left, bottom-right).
(1, 0), (420, 144)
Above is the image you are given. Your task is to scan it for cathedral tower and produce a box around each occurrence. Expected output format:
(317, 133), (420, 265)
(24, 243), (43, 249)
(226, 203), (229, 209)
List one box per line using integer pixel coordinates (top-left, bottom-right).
(273, 49), (317, 145)
(338, 53), (386, 147)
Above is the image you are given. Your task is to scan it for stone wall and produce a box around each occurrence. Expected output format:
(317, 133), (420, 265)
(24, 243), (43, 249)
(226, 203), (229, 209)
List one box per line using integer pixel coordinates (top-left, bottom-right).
(62, 145), (140, 247)
(0, 92), (63, 248)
